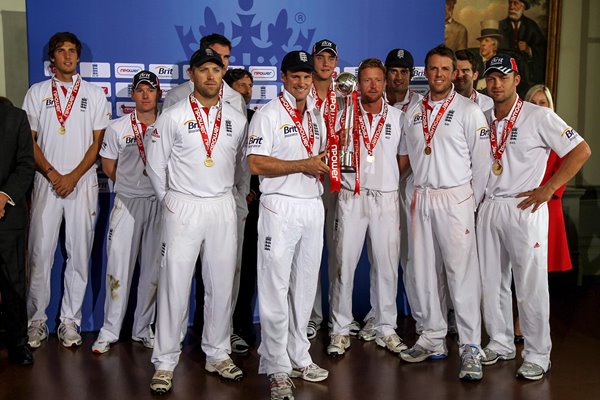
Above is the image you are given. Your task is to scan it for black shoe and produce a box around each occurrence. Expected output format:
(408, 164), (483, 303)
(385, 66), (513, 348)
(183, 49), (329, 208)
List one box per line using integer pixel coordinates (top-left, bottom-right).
(9, 345), (34, 365)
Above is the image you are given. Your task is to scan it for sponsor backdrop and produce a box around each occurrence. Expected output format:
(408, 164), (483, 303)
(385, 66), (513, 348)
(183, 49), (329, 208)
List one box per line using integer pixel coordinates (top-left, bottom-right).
(26, 0), (443, 332)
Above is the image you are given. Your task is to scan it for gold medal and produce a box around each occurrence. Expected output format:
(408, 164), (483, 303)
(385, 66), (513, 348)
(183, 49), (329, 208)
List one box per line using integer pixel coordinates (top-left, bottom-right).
(492, 160), (503, 176)
(59, 126), (66, 134)
(204, 157), (214, 167)
(424, 146), (432, 155)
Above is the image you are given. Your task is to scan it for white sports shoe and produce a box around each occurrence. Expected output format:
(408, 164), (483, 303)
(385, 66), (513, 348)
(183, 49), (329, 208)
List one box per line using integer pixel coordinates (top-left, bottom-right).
(290, 363), (329, 382)
(58, 320), (82, 347)
(27, 320), (48, 348)
(375, 333), (408, 354)
(92, 336), (112, 354)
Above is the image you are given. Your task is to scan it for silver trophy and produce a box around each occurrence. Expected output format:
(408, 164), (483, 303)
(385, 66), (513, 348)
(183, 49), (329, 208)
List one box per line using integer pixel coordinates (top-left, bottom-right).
(334, 72), (358, 172)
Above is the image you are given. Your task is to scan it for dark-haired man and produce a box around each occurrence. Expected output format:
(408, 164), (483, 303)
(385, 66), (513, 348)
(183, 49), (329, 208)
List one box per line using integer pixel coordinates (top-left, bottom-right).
(455, 49), (494, 112)
(247, 50), (329, 400)
(146, 48), (248, 394)
(23, 31), (109, 349)
(399, 45), (489, 381)
(479, 54), (590, 380)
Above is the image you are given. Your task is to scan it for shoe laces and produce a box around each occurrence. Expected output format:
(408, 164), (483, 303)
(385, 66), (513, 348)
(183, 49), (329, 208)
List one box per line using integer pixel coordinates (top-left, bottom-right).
(29, 321), (47, 336)
(59, 320), (79, 335)
(270, 373), (295, 390)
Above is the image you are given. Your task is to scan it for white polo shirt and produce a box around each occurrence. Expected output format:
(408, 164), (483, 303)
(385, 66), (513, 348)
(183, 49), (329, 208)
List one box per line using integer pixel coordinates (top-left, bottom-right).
(340, 100), (403, 192)
(163, 79), (246, 115)
(393, 89), (423, 113)
(400, 89), (491, 204)
(484, 99), (583, 198)
(22, 74), (109, 179)
(146, 96), (248, 201)
(100, 111), (155, 198)
(472, 90), (494, 113)
(247, 89), (326, 199)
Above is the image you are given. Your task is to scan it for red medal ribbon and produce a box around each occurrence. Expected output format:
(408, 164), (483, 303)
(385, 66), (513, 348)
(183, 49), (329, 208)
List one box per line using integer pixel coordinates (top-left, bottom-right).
(421, 90), (456, 150)
(278, 93), (315, 157)
(401, 90), (414, 113)
(189, 94), (223, 162)
(130, 112), (147, 167)
(490, 97), (523, 162)
(51, 76), (81, 131)
(357, 101), (388, 158)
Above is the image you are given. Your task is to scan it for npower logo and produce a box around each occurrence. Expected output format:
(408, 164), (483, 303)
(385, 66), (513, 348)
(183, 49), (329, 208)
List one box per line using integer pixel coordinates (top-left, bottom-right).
(250, 66), (277, 81)
(115, 63), (144, 78)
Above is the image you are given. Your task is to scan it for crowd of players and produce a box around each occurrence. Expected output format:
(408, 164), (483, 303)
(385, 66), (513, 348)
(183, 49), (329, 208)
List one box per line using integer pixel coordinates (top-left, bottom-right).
(0, 30), (591, 400)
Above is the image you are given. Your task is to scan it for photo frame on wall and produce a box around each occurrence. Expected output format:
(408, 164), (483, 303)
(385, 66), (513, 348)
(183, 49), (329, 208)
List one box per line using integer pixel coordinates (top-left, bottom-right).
(445, 0), (562, 98)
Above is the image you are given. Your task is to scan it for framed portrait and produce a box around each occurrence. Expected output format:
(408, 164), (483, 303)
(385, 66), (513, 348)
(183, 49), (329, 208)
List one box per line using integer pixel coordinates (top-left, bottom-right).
(445, 0), (562, 98)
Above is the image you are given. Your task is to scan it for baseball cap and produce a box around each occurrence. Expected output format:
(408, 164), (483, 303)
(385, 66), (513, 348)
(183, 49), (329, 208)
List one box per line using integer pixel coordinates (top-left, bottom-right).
(484, 54), (519, 76)
(133, 70), (160, 89)
(281, 50), (314, 73)
(385, 48), (414, 69)
(312, 39), (338, 56)
(190, 47), (224, 68)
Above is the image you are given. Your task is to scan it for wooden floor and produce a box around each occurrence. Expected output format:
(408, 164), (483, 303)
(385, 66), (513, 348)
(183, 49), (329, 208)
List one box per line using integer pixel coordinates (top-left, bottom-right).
(1, 276), (599, 400)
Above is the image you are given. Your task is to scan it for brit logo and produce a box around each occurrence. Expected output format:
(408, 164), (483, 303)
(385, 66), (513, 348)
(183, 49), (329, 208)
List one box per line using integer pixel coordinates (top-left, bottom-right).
(478, 127), (490, 138)
(412, 112), (422, 125)
(562, 127), (577, 141)
(185, 120), (199, 133)
(176, 0), (316, 66)
(248, 134), (263, 147)
(150, 64), (180, 80)
(281, 124), (298, 137)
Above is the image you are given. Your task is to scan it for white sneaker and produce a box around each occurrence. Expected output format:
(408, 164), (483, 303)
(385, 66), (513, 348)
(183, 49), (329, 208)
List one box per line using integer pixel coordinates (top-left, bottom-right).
(327, 334), (350, 357)
(357, 318), (376, 341)
(349, 320), (361, 336)
(231, 333), (249, 354)
(150, 370), (173, 395)
(27, 320), (48, 348)
(92, 336), (112, 354)
(205, 357), (244, 381)
(290, 363), (329, 382)
(375, 333), (408, 354)
(269, 373), (295, 400)
(58, 320), (82, 347)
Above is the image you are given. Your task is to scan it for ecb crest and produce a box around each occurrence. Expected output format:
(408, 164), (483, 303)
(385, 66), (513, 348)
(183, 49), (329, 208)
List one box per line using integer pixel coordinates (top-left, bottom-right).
(176, 0), (316, 66)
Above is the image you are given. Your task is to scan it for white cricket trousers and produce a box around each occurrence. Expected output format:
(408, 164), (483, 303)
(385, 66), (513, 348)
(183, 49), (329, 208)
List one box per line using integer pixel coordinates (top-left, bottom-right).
(477, 197), (551, 371)
(98, 195), (161, 342)
(257, 194), (324, 375)
(330, 189), (401, 337)
(409, 183), (481, 353)
(27, 173), (98, 325)
(152, 191), (237, 371)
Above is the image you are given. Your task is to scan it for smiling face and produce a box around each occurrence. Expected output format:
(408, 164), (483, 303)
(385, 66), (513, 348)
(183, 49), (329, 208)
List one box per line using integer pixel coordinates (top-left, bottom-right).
(386, 66), (411, 97)
(425, 54), (457, 99)
(281, 70), (313, 103)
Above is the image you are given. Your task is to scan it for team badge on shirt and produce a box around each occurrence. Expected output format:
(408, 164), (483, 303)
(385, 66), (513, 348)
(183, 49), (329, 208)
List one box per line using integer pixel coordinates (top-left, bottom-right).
(80, 97), (88, 111)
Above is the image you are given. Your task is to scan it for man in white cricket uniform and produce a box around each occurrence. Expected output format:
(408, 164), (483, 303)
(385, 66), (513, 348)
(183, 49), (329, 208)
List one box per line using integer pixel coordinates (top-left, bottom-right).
(377, 48), (425, 339)
(166, 34), (249, 346)
(92, 71), (162, 354)
(247, 50), (329, 400)
(478, 54), (591, 380)
(455, 49), (494, 113)
(306, 39), (353, 339)
(327, 58), (406, 358)
(23, 32), (109, 348)
(398, 45), (489, 381)
(146, 48), (248, 395)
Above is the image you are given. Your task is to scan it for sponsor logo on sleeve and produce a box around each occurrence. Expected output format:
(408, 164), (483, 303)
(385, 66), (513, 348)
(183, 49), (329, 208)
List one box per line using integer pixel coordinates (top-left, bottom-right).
(185, 120), (199, 133)
(248, 134), (264, 147)
(562, 127), (577, 141)
(478, 126), (490, 138)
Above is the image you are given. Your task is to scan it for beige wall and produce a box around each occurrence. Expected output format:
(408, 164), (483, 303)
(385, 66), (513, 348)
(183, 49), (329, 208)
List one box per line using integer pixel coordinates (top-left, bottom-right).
(0, 0), (27, 106)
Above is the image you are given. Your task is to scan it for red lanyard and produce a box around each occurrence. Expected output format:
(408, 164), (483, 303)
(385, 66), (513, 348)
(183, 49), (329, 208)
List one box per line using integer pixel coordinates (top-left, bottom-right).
(490, 97), (523, 161)
(51, 76), (81, 134)
(401, 90), (414, 113)
(357, 101), (388, 159)
(189, 94), (222, 167)
(279, 93), (315, 157)
(130, 112), (147, 166)
(421, 90), (456, 154)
